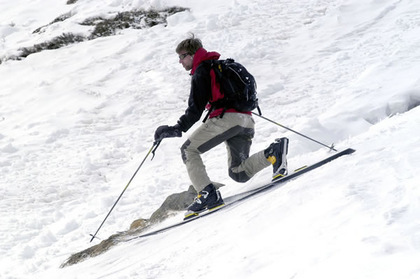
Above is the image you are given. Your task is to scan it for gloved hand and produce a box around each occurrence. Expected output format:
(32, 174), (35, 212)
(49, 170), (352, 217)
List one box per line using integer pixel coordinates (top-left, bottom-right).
(154, 124), (182, 142)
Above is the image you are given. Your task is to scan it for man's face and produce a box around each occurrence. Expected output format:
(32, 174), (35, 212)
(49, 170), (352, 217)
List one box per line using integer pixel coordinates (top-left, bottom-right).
(178, 51), (193, 71)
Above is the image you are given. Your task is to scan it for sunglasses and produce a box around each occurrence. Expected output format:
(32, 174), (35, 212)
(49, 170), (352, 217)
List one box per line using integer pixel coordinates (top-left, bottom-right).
(178, 53), (190, 60)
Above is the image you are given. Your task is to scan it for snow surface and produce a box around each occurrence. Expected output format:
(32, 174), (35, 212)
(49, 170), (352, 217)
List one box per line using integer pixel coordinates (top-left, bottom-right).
(1, 0), (420, 278)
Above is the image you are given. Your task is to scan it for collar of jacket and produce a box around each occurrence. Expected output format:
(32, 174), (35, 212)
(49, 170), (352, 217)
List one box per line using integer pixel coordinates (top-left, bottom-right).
(190, 47), (221, 75)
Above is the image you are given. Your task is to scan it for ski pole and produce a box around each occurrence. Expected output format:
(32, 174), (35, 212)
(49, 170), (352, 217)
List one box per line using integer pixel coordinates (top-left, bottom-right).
(252, 112), (337, 152)
(89, 140), (161, 242)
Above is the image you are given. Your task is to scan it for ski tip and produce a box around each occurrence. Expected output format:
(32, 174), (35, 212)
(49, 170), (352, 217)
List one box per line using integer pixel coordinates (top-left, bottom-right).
(344, 148), (356, 154)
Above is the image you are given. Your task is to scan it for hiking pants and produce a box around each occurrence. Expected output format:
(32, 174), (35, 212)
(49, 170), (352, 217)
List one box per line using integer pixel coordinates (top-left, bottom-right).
(181, 113), (271, 192)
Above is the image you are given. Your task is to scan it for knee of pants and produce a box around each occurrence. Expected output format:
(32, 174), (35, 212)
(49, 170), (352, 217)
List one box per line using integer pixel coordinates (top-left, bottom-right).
(180, 139), (198, 164)
(229, 169), (251, 183)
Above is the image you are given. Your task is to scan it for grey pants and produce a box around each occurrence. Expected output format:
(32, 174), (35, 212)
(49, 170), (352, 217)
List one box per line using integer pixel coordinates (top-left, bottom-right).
(181, 113), (271, 192)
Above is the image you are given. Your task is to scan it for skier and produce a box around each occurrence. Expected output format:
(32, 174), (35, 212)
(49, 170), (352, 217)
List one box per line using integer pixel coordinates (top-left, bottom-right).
(154, 35), (289, 219)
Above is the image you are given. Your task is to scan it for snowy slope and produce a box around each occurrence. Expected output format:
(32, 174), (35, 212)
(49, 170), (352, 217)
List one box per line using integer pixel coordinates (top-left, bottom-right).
(1, 0), (420, 278)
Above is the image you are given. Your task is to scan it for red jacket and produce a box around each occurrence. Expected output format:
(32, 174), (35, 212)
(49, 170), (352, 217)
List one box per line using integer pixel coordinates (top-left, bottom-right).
(177, 48), (250, 132)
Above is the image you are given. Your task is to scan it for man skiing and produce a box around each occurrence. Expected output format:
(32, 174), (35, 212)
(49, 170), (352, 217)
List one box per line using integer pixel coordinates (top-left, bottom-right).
(154, 35), (289, 219)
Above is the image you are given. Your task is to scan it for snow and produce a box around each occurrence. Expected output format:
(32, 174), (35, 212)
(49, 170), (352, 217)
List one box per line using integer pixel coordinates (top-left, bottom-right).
(1, 0), (420, 278)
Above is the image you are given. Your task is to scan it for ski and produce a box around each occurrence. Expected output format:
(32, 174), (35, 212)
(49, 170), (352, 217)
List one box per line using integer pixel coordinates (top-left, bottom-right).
(122, 147), (355, 242)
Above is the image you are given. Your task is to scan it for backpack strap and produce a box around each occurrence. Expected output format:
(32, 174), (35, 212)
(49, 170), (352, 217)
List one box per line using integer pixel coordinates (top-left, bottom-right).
(209, 62), (224, 103)
(202, 60), (225, 123)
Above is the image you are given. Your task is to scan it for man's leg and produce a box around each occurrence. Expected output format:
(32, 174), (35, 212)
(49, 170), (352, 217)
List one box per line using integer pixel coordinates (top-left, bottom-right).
(227, 137), (271, 182)
(181, 114), (253, 192)
(224, 116), (272, 182)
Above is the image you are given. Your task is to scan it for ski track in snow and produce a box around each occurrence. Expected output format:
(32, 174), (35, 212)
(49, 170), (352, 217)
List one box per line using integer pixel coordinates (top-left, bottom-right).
(1, 0), (420, 278)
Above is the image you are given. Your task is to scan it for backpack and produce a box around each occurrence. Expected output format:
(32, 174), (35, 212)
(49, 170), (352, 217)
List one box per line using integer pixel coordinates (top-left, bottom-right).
(209, 58), (260, 115)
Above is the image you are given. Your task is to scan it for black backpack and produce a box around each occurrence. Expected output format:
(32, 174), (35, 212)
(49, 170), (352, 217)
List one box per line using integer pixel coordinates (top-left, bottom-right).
(208, 58), (260, 116)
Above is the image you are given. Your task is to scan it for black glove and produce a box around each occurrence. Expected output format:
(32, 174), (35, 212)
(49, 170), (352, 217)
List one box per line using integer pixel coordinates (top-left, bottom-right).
(154, 124), (182, 142)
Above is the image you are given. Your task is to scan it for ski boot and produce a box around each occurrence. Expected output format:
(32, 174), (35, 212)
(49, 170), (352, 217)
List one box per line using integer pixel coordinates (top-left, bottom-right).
(265, 137), (289, 180)
(184, 183), (225, 220)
